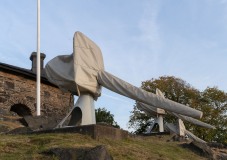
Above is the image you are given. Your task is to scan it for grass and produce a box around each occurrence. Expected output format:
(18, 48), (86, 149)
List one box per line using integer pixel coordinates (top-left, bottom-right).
(0, 133), (207, 160)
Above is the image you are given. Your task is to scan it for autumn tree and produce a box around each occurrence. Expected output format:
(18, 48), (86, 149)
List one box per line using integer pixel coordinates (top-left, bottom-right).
(95, 107), (120, 128)
(128, 76), (227, 143)
(128, 76), (200, 133)
(193, 87), (227, 143)
(128, 105), (151, 134)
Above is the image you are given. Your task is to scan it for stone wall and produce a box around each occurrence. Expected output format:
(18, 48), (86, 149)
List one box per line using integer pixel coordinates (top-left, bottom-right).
(0, 70), (73, 118)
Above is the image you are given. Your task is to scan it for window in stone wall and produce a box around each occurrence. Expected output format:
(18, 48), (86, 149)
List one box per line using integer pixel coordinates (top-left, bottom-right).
(10, 104), (32, 117)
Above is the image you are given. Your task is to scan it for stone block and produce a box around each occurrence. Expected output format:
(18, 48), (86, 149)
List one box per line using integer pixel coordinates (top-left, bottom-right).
(31, 124), (129, 140)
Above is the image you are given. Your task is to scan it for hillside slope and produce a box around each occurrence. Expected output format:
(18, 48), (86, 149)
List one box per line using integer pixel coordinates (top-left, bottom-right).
(0, 133), (208, 160)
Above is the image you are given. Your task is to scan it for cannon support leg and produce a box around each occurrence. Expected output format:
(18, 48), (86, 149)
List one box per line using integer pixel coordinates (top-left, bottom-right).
(55, 94), (96, 128)
(156, 114), (164, 132)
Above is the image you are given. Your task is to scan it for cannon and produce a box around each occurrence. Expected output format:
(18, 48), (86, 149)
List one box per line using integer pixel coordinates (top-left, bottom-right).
(45, 31), (203, 128)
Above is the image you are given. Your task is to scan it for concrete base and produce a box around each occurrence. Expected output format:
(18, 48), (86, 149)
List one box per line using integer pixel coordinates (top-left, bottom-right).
(31, 124), (129, 140)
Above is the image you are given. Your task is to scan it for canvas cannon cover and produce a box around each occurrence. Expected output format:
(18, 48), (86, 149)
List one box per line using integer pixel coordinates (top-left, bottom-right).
(45, 31), (203, 119)
(136, 89), (215, 129)
(45, 32), (104, 98)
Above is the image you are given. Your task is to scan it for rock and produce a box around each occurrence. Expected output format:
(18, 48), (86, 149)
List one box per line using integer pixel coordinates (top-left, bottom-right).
(23, 115), (59, 130)
(0, 125), (11, 133)
(181, 141), (214, 159)
(171, 134), (188, 142)
(210, 145), (227, 160)
(216, 153), (227, 160)
(208, 142), (226, 149)
(83, 145), (113, 160)
(43, 148), (79, 160)
(42, 148), (87, 160)
(43, 145), (113, 160)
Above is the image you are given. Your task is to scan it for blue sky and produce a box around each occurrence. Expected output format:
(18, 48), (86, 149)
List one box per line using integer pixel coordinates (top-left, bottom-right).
(1, 0), (227, 130)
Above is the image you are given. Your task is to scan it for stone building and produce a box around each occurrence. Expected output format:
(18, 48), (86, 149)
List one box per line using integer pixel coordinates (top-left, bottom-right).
(0, 52), (74, 118)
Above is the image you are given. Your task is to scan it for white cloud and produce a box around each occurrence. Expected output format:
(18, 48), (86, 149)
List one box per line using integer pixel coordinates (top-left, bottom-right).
(102, 93), (131, 104)
(139, 0), (161, 49)
(133, 0), (162, 83)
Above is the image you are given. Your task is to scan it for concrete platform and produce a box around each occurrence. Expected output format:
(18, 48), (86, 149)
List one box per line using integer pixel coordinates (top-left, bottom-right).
(31, 124), (129, 140)
(141, 132), (170, 136)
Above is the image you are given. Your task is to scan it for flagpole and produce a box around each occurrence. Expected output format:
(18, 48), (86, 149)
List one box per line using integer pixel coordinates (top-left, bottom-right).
(36, 0), (41, 116)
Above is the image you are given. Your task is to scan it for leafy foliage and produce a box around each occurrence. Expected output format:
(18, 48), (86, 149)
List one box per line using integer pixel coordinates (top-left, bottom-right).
(95, 107), (120, 128)
(128, 105), (151, 134)
(128, 76), (227, 143)
(195, 87), (227, 143)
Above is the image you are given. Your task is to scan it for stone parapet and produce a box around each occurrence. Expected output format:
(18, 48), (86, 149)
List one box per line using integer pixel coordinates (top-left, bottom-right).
(0, 70), (73, 118)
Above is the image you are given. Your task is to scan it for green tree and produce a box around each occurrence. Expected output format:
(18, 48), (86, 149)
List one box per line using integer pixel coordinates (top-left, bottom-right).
(128, 76), (227, 143)
(142, 76), (201, 123)
(192, 87), (227, 143)
(95, 107), (120, 128)
(128, 76), (200, 133)
(128, 105), (151, 134)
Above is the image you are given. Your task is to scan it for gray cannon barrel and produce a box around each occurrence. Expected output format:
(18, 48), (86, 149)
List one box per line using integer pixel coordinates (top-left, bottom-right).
(136, 101), (158, 117)
(172, 113), (215, 129)
(165, 123), (206, 143)
(184, 130), (207, 143)
(156, 88), (215, 129)
(137, 101), (215, 129)
(97, 70), (203, 119)
(137, 101), (165, 116)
